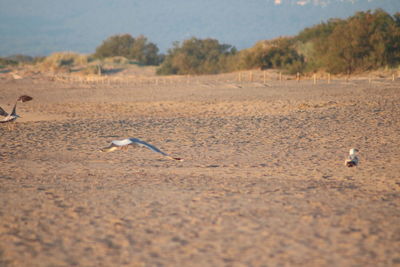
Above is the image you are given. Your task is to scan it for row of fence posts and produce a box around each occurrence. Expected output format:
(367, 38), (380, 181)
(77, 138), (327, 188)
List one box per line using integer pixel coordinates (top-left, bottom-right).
(237, 71), (271, 83)
(237, 71), (398, 84)
(53, 75), (193, 85)
(54, 70), (398, 85)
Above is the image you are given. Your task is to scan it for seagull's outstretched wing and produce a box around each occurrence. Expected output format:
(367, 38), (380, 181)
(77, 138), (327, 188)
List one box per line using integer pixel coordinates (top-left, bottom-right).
(4, 95), (33, 117)
(101, 138), (183, 161)
(10, 103), (18, 116)
(129, 138), (183, 160)
(0, 106), (8, 117)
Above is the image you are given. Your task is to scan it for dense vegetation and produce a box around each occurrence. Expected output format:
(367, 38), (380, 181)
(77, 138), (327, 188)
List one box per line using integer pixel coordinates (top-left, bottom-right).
(156, 38), (237, 75)
(2, 9), (399, 75)
(0, 58), (18, 69)
(0, 54), (40, 68)
(234, 37), (305, 74)
(93, 34), (162, 66)
(295, 9), (400, 74)
(156, 9), (400, 75)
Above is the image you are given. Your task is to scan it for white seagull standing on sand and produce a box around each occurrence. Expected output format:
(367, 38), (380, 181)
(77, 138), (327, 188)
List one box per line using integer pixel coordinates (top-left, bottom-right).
(345, 148), (359, 167)
(101, 138), (183, 161)
(0, 95), (33, 129)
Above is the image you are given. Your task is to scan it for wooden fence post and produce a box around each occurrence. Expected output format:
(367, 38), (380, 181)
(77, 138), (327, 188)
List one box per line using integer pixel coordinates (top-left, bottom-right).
(263, 70), (267, 84)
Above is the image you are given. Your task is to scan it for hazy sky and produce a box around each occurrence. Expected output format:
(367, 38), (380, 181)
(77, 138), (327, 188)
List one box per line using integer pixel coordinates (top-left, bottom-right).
(0, 0), (399, 56)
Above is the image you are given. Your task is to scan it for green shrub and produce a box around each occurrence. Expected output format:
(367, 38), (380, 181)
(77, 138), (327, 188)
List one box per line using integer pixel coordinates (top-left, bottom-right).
(6, 54), (34, 64)
(157, 38), (236, 75)
(296, 9), (400, 74)
(0, 57), (18, 68)
(93, 34), (162, 65)
(232, 37), (305, 74)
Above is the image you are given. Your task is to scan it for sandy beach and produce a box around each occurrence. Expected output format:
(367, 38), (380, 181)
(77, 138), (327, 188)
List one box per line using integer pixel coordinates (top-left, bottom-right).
(0, 70), (399, 266)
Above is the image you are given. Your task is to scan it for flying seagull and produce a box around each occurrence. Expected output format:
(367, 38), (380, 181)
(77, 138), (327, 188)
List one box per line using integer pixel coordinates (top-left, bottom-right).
(0, 95), (33, 129)
(101, 138), (183, 161)
(345, 148), (359, 167)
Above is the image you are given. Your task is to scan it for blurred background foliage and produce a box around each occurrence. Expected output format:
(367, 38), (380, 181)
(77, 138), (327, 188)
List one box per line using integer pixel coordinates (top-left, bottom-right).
(1, 9), (399, 76)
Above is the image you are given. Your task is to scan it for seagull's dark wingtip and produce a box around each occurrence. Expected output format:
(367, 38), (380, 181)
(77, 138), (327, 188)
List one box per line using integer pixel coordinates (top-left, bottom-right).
(17, 95), (33, 103)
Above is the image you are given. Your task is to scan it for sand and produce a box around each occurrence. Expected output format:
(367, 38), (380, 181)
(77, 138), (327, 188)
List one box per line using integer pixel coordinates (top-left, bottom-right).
(0, 71), (399, 266)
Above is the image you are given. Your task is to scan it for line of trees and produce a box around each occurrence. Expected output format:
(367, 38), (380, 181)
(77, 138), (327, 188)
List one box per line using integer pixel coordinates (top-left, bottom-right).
(2, 9), (399, 75)
(295, 9), (400, 74)
(233, 9), (400, 74)
(94, 9), (399, 75)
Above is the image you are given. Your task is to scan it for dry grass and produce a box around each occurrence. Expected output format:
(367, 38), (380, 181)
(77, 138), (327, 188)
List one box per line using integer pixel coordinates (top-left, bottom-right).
(103, 56), (131, 65)
(39, 52), (88, 72)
